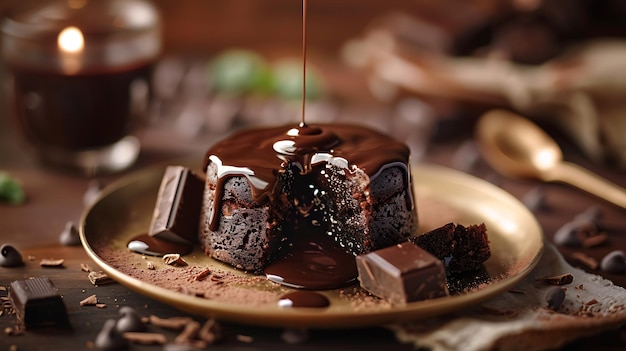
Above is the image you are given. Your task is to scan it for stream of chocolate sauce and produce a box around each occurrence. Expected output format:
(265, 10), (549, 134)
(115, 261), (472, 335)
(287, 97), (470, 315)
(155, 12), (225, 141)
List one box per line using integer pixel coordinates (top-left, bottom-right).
(203, 0), (412, 290)
(121, 0), (412, 296)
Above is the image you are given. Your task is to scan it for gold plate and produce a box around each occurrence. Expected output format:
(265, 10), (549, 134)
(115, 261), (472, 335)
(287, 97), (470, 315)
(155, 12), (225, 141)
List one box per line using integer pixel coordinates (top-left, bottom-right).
(80, 164), (543, 328)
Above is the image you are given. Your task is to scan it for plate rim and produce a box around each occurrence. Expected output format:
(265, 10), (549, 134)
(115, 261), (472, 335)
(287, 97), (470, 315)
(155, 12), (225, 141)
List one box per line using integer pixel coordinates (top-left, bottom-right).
(79, 163), (544, 328)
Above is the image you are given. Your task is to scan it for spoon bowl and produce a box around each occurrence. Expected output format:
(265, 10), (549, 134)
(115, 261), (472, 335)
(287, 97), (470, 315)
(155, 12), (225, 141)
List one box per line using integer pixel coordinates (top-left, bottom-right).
(476, 109), (626, 210)
(476, 110), (563, 181)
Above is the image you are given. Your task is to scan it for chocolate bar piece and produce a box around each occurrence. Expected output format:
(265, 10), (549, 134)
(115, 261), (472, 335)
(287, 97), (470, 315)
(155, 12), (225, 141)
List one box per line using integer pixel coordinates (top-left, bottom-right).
(149, 166), (204, 244)
(9, 277), (70, 328)
(356, 242), (449, 305)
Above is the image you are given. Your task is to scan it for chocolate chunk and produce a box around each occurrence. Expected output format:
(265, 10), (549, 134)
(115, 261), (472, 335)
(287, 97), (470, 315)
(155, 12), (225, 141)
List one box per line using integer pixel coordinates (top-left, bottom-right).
(545, 286), (566, 311)
(356, 242), (449, 305)
(522, 185), (549, 212)
(281, 328), (310, 344)
(116, 306), (145, 333)
(59, 221), (81, 246)
(600, 250), (626, 274)
(574, 205), (604, 224)
(149, 166), (204, 244)
(83, 180), (104, 207)
(0, 244), (23, 267)
(451, 139), (480, 172)
(9, 277), (70, 329)
(95, 319), (129, 350)
(553, 220), (598, 247)
(537, 273), (574, 285)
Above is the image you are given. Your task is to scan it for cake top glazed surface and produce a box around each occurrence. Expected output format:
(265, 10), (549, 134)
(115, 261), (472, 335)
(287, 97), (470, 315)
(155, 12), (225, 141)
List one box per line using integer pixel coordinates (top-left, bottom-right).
(203, 123), (411, 202)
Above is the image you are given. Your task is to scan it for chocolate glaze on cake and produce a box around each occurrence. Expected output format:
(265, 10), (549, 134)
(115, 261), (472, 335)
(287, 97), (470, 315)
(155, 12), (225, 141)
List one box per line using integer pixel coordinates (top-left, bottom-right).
(199, 123), (417, 288)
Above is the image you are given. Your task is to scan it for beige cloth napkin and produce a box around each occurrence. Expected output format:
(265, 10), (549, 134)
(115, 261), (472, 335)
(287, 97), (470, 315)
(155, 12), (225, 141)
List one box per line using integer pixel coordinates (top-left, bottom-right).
(388, 243), (626, 351)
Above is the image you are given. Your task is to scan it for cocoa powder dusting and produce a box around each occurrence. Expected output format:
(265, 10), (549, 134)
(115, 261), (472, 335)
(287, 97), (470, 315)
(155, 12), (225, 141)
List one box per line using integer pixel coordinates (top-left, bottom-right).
(98, 246), (286, 306)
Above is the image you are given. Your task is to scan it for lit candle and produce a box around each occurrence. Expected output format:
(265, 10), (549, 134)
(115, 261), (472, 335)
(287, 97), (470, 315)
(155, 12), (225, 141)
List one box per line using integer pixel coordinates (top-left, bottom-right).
(58, 26), (84, 74)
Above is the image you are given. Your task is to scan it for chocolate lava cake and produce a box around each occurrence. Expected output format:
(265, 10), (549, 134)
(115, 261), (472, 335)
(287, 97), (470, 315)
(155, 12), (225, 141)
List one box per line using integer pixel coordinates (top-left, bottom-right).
(199, 123), (418, 273)
(411, 222), (491, 273)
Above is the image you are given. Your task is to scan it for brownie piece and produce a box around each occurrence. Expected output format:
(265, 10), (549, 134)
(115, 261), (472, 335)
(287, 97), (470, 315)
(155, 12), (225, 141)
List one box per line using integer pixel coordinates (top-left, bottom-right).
(411, 222), (491, 273)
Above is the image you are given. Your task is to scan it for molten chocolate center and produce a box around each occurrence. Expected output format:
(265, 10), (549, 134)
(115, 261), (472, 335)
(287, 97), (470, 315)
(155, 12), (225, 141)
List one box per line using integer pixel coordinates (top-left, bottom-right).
(205, 123), (411, 290)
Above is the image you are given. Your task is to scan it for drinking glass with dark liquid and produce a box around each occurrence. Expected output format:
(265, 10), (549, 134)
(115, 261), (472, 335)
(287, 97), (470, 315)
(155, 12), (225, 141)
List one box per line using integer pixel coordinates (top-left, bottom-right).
(1, 0), (161, 174)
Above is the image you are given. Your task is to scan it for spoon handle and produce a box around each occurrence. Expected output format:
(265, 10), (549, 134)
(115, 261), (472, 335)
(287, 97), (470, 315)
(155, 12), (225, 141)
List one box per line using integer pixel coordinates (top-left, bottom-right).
(553, 162), (626, 210)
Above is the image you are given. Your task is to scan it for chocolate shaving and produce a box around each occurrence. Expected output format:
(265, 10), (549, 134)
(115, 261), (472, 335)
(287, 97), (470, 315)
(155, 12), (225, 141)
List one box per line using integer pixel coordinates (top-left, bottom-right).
(88, 271), (114, 286)
(537, 273), (574, 285)
(582, 233), (609, 248)
(39, 258), (64, 267)
(4, 326), (24, 336)
(80, 295), (98, 306)
(198, 319), (223, 344)
(148, 315), (193, 330)
(194, 269), (212, 281)
(80, 263), (93, 272)
(507, 288), (526, 294)
(236, 334), (254, 343)
(163, 254), (187, 266)
(571, 252), (599, 270)
(123, 332), (167, 345)
(175, 320), (201, 344)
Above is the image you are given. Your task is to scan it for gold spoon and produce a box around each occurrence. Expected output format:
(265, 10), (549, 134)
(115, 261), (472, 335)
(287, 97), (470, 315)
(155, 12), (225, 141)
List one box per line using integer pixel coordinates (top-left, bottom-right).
(475, 109), (626, 210)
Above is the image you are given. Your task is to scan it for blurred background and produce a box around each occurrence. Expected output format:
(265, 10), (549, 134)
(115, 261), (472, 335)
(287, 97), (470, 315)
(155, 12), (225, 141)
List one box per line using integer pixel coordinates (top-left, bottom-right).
(0, 0), (625, 170)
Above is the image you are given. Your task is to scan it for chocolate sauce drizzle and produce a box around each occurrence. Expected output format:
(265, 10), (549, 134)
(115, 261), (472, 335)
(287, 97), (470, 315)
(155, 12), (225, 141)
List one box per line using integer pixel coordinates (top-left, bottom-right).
(204, 123), (412, 226)
(127, 233), (192, 256)
(202, 0), (413, 291)
(278, 291), (330, 308)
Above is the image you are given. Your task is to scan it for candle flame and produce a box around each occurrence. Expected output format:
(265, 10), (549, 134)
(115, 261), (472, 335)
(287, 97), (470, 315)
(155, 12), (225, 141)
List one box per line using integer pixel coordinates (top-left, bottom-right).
(58, 26), (84, 53)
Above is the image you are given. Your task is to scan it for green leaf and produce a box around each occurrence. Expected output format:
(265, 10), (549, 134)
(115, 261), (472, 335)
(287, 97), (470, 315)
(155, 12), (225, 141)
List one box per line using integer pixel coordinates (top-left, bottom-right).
(0, 172), (25, 205)
(208, 49), (272, 95)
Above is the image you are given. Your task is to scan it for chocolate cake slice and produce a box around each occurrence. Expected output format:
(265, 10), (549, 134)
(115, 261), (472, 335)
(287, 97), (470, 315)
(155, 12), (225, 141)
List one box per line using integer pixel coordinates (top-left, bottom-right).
(199, 123), (418, 275)
(411, 222), (490, 273)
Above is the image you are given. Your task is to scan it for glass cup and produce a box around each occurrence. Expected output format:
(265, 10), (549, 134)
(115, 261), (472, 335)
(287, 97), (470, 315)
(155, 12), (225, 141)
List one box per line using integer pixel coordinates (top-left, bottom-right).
(1, 0), (161, 174)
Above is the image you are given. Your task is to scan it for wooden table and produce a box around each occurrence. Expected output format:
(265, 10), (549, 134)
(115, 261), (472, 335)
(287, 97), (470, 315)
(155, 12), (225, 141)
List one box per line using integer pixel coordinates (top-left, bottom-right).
(1, 71), (625, 351)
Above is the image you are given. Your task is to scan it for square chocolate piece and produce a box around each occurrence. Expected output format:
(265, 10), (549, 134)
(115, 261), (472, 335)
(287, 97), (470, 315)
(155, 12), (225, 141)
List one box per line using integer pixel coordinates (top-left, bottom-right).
(356, 242), (449, 305)
(149, 165), (204, 244)
(9, 277), (70, 329)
